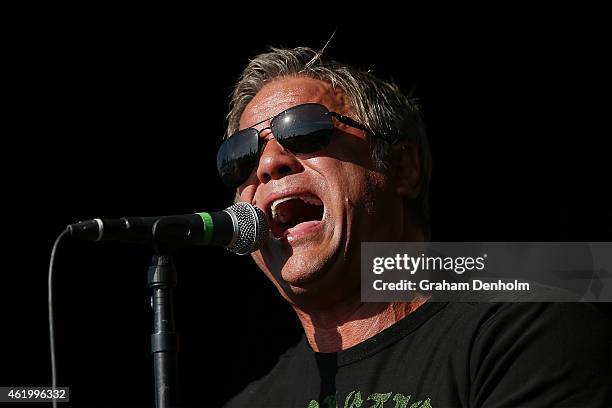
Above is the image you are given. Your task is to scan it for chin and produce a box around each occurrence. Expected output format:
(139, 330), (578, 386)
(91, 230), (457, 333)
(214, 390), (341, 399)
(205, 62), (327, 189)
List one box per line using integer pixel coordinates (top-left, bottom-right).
(251, 240), (334, 302)
(280, 252), (331, 287)
(260, 237), (362, 310)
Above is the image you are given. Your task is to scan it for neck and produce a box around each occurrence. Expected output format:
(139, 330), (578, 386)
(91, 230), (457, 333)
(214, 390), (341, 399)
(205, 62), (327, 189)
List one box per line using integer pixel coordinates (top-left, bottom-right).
(293, 296), (429, 353)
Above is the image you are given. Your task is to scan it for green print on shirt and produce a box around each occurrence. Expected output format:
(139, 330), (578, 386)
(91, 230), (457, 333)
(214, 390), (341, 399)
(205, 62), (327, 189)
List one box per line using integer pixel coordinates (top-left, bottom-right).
(307, 391), (432, 408)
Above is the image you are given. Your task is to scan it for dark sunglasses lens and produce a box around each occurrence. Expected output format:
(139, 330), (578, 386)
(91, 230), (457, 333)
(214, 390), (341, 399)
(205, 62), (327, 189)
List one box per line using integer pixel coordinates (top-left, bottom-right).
(217, 129), (259, 188)
(272, 104), (333, 152)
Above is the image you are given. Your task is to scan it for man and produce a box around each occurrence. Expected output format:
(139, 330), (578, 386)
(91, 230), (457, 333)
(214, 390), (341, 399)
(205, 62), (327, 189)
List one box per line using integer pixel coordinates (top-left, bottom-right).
(217, 47), (609, 407)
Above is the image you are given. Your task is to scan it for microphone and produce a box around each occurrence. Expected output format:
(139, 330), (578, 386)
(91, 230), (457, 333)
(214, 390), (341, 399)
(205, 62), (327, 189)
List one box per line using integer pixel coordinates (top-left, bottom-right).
(67, 202), (269, 255)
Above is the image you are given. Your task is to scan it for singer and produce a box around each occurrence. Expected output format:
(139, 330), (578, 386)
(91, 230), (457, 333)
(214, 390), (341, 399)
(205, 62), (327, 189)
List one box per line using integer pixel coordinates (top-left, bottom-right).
(218, 47), (610, 407)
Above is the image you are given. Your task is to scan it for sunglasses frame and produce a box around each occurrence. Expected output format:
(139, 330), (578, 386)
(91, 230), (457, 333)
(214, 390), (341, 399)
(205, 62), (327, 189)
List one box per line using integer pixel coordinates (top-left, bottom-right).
(217, 103), (394, 188)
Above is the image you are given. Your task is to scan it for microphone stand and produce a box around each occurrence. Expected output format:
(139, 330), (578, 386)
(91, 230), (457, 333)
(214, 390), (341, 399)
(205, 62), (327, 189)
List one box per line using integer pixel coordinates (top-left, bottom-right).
(148, 254), (179, 408)
(147, 223), (190, 408)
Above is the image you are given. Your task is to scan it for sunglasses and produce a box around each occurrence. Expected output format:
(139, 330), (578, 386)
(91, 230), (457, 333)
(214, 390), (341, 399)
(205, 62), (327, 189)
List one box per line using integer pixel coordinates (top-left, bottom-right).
(217, 103), (389, 188)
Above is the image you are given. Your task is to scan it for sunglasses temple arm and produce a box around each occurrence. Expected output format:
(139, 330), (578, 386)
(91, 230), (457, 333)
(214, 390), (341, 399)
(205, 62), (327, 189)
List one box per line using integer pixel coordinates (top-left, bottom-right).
(328, 112), (365, 130)
(328, 112), (399, 145)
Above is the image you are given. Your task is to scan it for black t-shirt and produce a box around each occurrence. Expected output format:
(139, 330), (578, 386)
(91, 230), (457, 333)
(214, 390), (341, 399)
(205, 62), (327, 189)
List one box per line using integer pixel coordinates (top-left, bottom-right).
(224, 302), (610, 408)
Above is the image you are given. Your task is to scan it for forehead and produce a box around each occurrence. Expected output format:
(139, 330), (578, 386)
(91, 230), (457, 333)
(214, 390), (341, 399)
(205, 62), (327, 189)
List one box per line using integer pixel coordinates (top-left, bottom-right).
(239, 76), (349, 130)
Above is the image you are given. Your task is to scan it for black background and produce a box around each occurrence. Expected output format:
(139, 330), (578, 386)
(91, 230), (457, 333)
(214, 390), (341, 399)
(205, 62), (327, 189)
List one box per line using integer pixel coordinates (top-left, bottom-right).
(3, 4), (610, 407)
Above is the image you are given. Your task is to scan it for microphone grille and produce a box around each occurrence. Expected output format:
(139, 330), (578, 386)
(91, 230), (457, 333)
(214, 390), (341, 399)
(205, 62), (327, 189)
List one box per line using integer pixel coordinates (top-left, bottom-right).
(224, 202), (269, 255)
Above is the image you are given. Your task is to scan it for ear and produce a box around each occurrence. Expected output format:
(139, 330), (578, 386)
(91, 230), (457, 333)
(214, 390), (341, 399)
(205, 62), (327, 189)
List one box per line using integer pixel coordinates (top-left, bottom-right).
(394, 140), (422, 199)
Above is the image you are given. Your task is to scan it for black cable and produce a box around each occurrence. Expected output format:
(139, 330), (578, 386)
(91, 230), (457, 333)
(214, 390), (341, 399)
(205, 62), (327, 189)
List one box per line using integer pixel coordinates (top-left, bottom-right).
(48, 229), (69, 408)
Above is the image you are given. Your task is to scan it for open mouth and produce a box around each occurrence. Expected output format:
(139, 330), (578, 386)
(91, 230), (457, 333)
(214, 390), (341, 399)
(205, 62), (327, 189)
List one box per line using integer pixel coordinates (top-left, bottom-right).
(269, 194), (324, 239)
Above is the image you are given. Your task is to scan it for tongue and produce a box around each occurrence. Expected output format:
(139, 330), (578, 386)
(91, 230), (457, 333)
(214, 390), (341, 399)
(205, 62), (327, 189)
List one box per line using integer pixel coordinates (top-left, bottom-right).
(272, 198), (324, 238)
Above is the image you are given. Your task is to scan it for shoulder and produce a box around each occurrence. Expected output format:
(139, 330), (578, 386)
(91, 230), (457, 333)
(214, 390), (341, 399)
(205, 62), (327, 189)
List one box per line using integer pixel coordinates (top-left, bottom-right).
(463, 302), (611, 407)
(428, 283), (605, 335)
(464, 301), (609, 344)
(435, 301), (609, 362)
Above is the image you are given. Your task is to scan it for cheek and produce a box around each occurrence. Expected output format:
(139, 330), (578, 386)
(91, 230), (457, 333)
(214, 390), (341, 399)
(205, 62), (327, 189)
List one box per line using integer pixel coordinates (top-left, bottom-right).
(237, 183), (257, 203)
(340, 163), (391, 217)
(331, 130), (374, 169)
(311, 156), (386, 212)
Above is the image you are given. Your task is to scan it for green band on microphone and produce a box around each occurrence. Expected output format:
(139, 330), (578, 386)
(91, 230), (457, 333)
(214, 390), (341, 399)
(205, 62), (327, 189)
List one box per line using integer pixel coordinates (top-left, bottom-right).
(198, 212), (214, 244)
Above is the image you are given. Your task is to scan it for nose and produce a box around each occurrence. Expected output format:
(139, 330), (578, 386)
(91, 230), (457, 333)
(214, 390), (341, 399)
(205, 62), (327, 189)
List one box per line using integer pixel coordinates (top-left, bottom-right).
(256, 136), (304, 184)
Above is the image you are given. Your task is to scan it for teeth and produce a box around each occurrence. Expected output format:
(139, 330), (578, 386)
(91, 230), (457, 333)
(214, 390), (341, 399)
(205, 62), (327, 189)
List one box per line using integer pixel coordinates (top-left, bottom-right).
(270, 195), (323, 221)
(300, 196), (323, 206)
